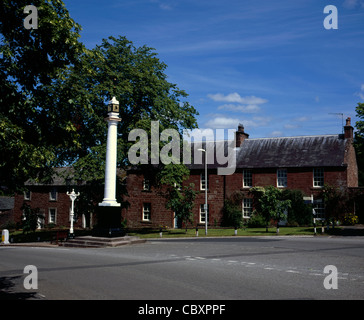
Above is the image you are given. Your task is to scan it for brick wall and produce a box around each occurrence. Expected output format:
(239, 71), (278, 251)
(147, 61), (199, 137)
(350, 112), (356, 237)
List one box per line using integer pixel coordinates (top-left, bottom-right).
(13, 186), (84, 229)
(344, 140), (359, 188)
(122, 165), (355, 229)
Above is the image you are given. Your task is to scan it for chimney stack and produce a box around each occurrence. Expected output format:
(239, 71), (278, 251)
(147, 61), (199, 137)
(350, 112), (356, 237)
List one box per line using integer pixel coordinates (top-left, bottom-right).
(236, 123), (249, 147)
(344, 117), (353, 139)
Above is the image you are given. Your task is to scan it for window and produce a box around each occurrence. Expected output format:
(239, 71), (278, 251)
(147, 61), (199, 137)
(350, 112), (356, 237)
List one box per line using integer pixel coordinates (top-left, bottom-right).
(48, 208), (57, 224)
(313, 168), (324, 187)
(243, 170), (252, 188)
(24, 190), (31, 200)
(143, 179), (150, 191)
(142, 203), (151, 221)
(200, 173), (208, 191)
(49, 187), (57, 201)
(277, 169), (287, 188)
(313, 199), (325, 220)
(199, 204), (209, 223)
(243, 198), (253, 218)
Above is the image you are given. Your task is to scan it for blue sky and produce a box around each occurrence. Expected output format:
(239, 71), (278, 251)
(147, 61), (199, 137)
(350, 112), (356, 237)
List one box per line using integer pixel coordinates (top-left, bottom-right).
(64, 0), (364, 138)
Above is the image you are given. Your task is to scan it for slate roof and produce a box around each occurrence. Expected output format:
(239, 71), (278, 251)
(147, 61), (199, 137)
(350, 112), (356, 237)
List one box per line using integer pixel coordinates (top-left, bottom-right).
(236, 134), (347, 168)
(187, 134), (348, 170)
(25, 167), (74, 186)
(24, 167), (126, 186)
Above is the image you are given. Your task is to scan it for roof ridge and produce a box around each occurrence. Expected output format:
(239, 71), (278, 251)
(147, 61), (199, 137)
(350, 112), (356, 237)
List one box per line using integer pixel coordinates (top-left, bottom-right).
(246, 134), (338, 140)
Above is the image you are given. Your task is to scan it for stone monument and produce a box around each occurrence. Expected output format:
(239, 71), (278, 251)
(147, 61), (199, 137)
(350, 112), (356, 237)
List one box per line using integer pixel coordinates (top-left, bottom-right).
(93, 97), (124, 237)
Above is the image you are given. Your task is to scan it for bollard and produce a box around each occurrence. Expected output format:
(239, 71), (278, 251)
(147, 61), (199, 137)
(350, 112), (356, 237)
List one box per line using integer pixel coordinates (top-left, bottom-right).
(159, 228), (162, 238)
(234, 227), (238, 236)
(1, 229), (9, 244)
(195, 227), (199, 237)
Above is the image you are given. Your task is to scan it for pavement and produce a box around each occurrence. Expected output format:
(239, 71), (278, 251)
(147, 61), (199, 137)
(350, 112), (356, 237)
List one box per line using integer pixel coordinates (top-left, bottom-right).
(1, 224), (364, 247)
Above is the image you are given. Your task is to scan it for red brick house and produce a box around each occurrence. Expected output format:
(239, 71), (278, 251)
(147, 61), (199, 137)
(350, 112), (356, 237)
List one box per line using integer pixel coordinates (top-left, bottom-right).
(13, 118), (358, 230)
(13, 168), (92, 230)
(122, 118), (358, 229)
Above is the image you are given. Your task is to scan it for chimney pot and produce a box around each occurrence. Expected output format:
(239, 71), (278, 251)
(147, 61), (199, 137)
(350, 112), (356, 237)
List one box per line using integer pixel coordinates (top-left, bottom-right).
(344, 117), (353, 139)
(236, 124), (249, 147)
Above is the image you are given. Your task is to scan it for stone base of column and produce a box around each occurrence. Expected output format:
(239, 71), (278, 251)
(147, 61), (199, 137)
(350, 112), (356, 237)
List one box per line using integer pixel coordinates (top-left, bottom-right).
(92, 206), (125, 238)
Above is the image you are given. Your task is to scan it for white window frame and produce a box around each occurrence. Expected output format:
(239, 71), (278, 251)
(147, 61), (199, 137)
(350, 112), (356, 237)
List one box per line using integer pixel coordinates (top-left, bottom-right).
(199, 204), (209, 223)
(24, 190), (31, 200)
(142, 203), (151, 221)
(143, 179), (150, 191)
(200, 173), (208, 191)
(313, 168), (324, 187)
(48, 208), (57, 224)
(277, 169), (287, 188)
(243, 198), (253, 218)
(49, 187), (58, 201)
(243, 170), (252, 188)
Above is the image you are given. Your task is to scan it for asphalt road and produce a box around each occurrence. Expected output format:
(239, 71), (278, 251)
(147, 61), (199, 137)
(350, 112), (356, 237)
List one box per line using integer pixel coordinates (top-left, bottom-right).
(1, 236), (364, 301)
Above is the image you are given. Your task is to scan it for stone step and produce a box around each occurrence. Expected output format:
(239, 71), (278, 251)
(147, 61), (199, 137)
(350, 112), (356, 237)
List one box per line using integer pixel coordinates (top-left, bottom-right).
(60, 236), (146, 248)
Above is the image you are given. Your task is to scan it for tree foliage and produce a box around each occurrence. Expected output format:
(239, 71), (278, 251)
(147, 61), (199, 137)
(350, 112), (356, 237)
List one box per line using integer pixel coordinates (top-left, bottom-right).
(281, 189), (312, 226)
(165, 184), (197, 232)
(20, 202), (42, 233)
(0, 0), (84, 193)
(0, 1), (199, 194)
(319, 184), (350, 225)
(53, 36), (198, 183)
(222, 199), (243, 228)
(354, 102), (364, 186)
(250, 186), (291, 231)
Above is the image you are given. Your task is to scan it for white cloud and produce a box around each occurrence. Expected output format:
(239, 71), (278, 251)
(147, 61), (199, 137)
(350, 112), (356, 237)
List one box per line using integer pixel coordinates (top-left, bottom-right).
(207, 93), (268, 105)
(343, 0), (364, 8)
(294, 116), (310, 122)
(284, 124), (299, 129)
(356, 84), (364, 100)
(217, 104), (261, 113)
(270, 131), (283, 137)
(343, 0), (358, 9)
(205, 117), (240, 129)
(204, 115), (270, 130)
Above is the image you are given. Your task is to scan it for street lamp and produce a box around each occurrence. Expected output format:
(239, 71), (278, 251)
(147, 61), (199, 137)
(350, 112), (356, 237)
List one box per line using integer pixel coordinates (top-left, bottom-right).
(67, 189), (80, 238)
(198, 148), (208, 235)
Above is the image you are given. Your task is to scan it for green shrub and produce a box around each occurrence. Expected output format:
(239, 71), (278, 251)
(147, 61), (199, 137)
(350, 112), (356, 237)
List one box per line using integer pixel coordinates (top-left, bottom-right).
(222, 200), (243, 228)
(247, 213), (266, 228)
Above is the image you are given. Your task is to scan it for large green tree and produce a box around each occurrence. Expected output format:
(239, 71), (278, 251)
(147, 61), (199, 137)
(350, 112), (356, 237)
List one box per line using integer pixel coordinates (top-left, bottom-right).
(1, 1), (198, 194)
(61, 36), (199, 184)
(0, 0), (84, 193)
(250, 186), (291, 232)
(354, 102), (364, 186)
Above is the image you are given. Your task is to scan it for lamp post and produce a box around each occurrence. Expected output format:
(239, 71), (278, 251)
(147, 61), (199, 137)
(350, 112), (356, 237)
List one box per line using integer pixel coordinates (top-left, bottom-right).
(67, 189), (80, 238)
(198, 148), (208, 235)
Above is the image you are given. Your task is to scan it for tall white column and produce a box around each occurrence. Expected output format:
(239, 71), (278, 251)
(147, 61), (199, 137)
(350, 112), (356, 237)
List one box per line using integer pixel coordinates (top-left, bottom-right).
(99, 97), (121, 207)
